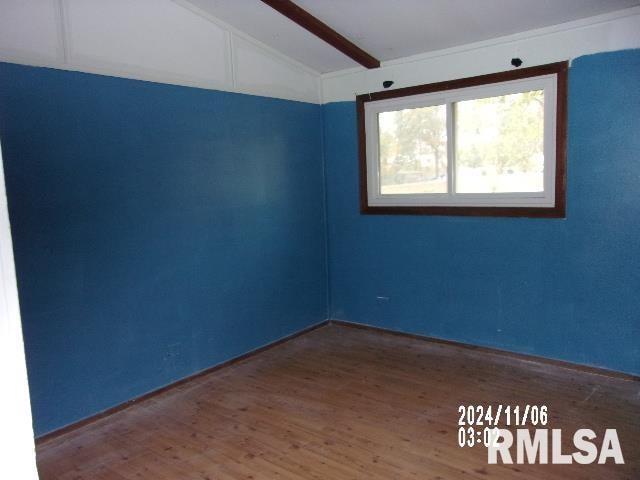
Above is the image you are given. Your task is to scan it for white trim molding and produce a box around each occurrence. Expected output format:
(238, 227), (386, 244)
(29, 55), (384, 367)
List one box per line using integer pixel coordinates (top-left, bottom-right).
(0, 142), (39, 479)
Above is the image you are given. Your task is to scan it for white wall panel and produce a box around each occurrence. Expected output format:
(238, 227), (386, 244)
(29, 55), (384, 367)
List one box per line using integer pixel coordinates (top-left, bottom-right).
(233, 35), (319, 103)
(63, 0), (232, 90)
(0, 0), (63, 65)
(0, 0), (321, 103)
(1, 3), (638, 106)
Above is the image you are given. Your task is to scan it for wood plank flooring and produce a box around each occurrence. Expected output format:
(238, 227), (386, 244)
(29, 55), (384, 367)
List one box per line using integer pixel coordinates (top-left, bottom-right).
(36, 324), (639, 479)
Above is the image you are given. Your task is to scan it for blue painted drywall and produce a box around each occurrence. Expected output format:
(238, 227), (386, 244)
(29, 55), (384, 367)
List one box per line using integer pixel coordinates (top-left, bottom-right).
(323, 49), (640, 376)
(0, 63), (327, 435)
(1, 49), (639, 435)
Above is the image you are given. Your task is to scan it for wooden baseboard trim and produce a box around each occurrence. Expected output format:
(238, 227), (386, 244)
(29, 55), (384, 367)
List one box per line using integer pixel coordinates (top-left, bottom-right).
(35, 320), (330, 445)
(329, 320), (640, 382)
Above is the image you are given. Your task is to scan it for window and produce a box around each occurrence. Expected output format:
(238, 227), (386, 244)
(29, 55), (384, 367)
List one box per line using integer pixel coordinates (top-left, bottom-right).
(357, 62), (567, 217)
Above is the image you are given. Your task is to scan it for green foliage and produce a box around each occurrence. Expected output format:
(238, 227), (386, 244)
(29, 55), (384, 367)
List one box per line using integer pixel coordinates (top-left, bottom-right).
(456, 90), (544, 173)
(379, 90), (544, 182)
(379, 105), (447, 182)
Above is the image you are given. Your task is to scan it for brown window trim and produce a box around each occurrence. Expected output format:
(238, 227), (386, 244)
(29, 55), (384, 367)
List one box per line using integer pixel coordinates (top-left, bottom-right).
(356, 61), (568, 218)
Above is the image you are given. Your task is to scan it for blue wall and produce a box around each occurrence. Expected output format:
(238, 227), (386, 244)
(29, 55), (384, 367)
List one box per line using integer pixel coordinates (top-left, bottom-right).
(0, 63), (327, 435)
(1, 49), (639, 436)
(323, 50), (640, 376)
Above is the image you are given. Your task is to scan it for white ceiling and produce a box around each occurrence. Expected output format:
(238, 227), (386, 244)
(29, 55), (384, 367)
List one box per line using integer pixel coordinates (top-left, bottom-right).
(184, 0), (639, 73)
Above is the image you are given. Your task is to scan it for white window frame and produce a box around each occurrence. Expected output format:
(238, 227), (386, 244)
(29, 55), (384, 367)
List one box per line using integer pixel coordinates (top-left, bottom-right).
(365, 75), (556, 208)
(358, 63), (568, 217)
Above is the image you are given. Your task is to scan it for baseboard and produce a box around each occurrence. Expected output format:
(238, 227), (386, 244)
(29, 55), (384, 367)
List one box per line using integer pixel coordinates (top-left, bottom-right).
(329, 319), (640, 382)
(36, 317), (637, 445)
(36, 319), (330, 445)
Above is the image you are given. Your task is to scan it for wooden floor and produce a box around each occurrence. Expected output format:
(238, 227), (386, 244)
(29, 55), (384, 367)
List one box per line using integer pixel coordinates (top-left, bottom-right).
(37, 324), (639, 479)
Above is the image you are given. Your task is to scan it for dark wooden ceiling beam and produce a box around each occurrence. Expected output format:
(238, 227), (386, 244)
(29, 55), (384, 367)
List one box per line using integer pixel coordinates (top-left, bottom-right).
(260, 0), (380, 69)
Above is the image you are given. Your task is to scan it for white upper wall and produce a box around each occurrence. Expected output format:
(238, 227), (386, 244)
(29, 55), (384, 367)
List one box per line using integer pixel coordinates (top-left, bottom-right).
(0, 0), (321, 104)
(172, 0), (640, 73)
(321, 7), (640, 103)
(0, 2), (639, 105)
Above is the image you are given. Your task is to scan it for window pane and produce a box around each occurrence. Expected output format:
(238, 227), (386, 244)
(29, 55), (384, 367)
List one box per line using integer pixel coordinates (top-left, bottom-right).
(455, 90), (544, 193)
(378, 104), (447, 194)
